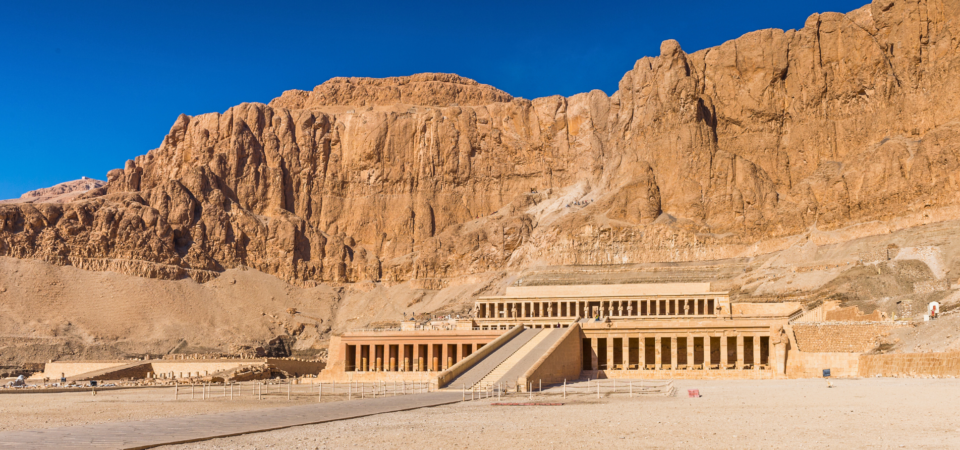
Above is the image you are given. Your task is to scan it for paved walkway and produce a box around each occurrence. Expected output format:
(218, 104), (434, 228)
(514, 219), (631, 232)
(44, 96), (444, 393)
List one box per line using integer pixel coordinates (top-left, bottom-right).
(0, 392), (462, 449)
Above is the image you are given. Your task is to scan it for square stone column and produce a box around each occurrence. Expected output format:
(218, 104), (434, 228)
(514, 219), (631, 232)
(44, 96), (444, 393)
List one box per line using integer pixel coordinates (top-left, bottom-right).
(720, 336), (728, 370)
(622, 336), (630, 370)
(687, 334), (695, 370)
(638, 334), (646, 369)
(354, 343), (362, 372)
(654, 336), (662, 370)
(427, 344), (435, 372)
(703, 335), (711, 370)
(670, 335), (678, 370)
(736, 334), (745, 370)
(754, 334), (762, 369)
(590, 337), (599, 370)
(605, 337), (614, 370)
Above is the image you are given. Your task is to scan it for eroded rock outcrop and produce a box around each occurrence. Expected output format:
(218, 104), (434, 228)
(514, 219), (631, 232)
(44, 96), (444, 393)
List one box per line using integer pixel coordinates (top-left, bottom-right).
(1, 0), (959, 286)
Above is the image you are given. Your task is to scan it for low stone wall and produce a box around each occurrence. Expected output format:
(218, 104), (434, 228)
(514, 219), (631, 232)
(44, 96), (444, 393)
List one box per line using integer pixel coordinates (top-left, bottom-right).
(151, 361), (266, 378)
(786, 351), (860, 378)
(792, 322), (900, 353)
(267, 359), (325, 377)
(33, 361), (131, 379)
(519, 324), (582, 388)
(859, 351), (960, 377)
(582, 369), (776, 380)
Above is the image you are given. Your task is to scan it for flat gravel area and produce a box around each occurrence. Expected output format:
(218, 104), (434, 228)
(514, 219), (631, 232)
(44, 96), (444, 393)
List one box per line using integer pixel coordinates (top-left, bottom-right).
(166, 378), (960, 449)
(0, 385), (342, 432)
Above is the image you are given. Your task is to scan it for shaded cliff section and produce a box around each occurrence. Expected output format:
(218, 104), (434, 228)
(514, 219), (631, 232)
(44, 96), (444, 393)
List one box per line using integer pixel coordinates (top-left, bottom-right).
(1, 0), (959, 287)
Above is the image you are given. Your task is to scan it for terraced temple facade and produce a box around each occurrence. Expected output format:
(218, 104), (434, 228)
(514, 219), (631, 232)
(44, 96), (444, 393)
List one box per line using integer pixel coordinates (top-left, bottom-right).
(323, 284), (808, 385)
(475, 284), (797, 378)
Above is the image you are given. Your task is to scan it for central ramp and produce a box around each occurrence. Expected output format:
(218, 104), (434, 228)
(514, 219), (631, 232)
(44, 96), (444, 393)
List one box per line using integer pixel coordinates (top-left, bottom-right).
(443, 328), (566, 390)
(441, 328), (540, 390)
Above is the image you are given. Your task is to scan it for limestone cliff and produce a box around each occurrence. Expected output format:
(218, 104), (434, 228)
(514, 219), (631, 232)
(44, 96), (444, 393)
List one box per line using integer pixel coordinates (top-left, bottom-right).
(1, 0), (959, 290)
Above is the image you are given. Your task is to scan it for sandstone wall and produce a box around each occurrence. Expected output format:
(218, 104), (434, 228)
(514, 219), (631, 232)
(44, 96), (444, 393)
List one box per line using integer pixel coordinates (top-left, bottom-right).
(34, 361), (131, 379)
(792, 322), (900, 352)
(786, 352), (861, 378)
(266, 358), (325, 376)
(150, 361), (264, 377)
(519, 324), (582, 387)
(858, 351), (960, 377)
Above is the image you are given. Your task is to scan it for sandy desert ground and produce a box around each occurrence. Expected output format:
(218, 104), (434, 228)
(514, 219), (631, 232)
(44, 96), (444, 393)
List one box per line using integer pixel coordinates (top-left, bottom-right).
(0, 384), (344, 432)
(163, 378), (960, 449)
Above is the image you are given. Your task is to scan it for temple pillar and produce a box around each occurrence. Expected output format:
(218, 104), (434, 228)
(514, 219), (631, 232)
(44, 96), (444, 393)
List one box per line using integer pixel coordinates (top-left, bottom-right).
(703, 335), (711, 370)
(720, 336), (728, 370)
(354, 343), (362, 372)
(638, 334), (646, 369)
(590, 337), (599, 370)
(754, 334), (762, 369)
(606, 336), (614, 370)
(687, 334), (695, 370)
(670, 335), (677, 370)
(736, 334), (745, 369)
(654, 336), (662, 370)
(622, 336), (630, 370)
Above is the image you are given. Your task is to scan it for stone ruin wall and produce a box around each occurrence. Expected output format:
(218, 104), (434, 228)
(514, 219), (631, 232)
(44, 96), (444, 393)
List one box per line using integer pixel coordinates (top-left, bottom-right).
(858, 351), (960, 377)
(792, 322), (902, 353)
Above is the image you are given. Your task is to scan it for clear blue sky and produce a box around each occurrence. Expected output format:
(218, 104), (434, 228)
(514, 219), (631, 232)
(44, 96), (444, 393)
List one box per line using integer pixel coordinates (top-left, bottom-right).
(0, 0), (867, 199)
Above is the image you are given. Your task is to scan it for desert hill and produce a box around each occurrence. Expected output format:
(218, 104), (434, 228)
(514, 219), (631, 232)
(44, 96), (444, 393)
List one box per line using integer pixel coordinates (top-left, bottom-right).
(0, 178), (106, 205)
(2, 0), (960, 365)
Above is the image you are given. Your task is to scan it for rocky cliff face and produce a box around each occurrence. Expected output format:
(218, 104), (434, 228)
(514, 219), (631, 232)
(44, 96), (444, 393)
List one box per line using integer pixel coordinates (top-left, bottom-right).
(1, 0), (959, 288)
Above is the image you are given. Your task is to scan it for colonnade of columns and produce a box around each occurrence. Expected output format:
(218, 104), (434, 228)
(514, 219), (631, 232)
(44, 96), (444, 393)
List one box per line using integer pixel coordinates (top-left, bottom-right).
(345, 341), (486, 373)
(585, 333), (770, 371)
(476, 298), (718, 320)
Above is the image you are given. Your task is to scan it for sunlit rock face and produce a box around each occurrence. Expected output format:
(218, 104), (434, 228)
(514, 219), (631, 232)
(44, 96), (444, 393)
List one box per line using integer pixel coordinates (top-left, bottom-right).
(2, 0), (960, 286)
